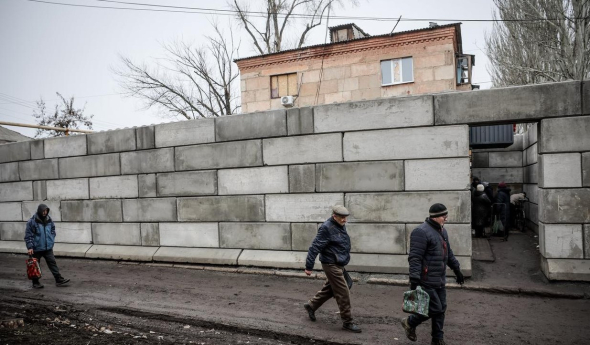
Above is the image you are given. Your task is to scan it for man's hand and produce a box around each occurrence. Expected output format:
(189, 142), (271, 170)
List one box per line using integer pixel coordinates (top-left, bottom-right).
(454, 270), (465, 285)
(27, 249), (34, 255)
(304, 269), (312, 276)
(410, 278), (420, 290)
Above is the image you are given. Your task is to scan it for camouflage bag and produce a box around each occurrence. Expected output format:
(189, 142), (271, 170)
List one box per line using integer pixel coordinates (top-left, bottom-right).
(402, 286), (430, 317)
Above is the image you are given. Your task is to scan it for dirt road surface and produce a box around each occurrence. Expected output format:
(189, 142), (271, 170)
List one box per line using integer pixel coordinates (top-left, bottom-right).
(1, 253), (589, 345)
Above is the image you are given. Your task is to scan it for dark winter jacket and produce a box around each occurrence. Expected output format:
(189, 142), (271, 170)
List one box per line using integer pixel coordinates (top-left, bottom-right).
(472, 191), (492, 228)
(495, 188), (511, 227)
(305, 217), (351, 270)
(408, 218), (461, 288)
(24, 204), (56, 251)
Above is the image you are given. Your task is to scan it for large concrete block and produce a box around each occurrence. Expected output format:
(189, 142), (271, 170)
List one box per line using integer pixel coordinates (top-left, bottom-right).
(0, 163), (19, 182)
(583, 153), (590, 187)
(584, 224), (590, 259)
(159, 222), (219, 247)
(471, 167), (523, 184)
(405, 158), (469, 191)
(155, 118), (215, 147)
(405, 223), (472, 256)
(471, 152), (488, 168)
(90, 175), (139, 199)
(541, 257), (590, 281)
(238, 250), (319, 269)
(526, 202), (539, 225)
(216, 110), (286, 142)
(44, 135), (87, 158)
(30, 140), (44, 160)
(0, 222), (25, 241)
(218, 166), (288, 195)
(0, 181), (32, 202)
(524, 123), (538, 148)
(153, 247), (242, 265)
(525, 143), (538, 165)
(314, 95), (434, 133)
(52, 243), (92, 257)
(540, 115), (590, 153)
(489, 151), (523, 168)
(92, 223), (141, 245)
(539, 189), (590, 223)
(18, 159), (59, 180)
(317, 161), (404, 192)
(141, 223), (159, 246)
(177, 196), (265, 222)
(263, 133), (342, 165)
(136, 126), (155, 150)
(157, 171), (217, 197)
(220, 222), (290, 250)
(22, 201), (61, 221)
(343, 125), (468, 161)
(434, 81), (581, 125)
(347, 253), (409, 274)
(85, 245), (158, 261)
(346, 223), (405, 254)
(138, 174), (156, 198)
(176, 140), (262, 171)
(46, 178), (89, 200)
(524, 163), (538, 184)
(523, 184), (539, 205)
(0, 203), (23, 221)
(266, 193), (344, 222)
(0, 240), (26, 253)
(584, 80), (590, 115)
(55, 222), (92, 243)
(347, 191), (471, 223)
(121, 148), (174, 174)
(123, 198), (177, 222)
(539, 153), (582, 188)
(539, 223), (583, 259)
(287, 107), (313, 135)
(32, 181), (47, 201)
(0, 141), (30, 163)
(87, 128), (136, 154)
(291, 223), (318, 251)
(289, 164), (315, 193)
(61, 200), (123, 222)
(59, 153), (121, 179)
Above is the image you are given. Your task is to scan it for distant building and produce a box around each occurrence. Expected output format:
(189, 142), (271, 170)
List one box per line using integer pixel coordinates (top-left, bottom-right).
(0, 125), (31, 144)
(235, 22), (475, 113)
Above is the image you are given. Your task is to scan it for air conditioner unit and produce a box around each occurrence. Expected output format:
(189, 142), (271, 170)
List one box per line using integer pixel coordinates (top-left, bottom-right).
(281, 95), (294, 107)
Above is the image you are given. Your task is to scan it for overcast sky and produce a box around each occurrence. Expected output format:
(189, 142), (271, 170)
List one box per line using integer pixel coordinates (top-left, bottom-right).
(0, 0), (496, 138)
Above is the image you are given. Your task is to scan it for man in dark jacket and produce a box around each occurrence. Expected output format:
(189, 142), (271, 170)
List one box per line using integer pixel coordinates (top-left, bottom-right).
(401, 203), (464, 345)
(303, 205), (361, 333)
(24, 204), (70, 288)
(472, 184), (492, 237)
(495, 182), (511, 239)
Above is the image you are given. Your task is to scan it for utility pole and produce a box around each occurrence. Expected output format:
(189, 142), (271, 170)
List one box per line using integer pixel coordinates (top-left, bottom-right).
(0, 121), (93, 135)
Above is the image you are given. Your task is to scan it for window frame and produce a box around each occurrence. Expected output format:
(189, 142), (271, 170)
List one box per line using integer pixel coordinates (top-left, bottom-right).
(270, 72), (298, 99)
(380, 57), (414, 87)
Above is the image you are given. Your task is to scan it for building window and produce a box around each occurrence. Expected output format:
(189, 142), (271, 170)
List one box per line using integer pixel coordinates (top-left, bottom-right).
(381, 57), (413, 86)
(270, 73), (298, 99)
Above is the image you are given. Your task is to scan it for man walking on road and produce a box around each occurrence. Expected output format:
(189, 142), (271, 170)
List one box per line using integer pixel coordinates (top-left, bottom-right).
(24, 204), (70, 288)
(401, 203), (465, 345)
(303, 205), (361, 333)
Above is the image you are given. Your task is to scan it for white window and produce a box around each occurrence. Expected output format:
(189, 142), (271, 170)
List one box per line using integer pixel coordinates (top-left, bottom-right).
(380, 57), (414, 86)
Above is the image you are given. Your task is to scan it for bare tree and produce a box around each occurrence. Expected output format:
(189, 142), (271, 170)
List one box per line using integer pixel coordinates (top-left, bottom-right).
(115, 24), (241, 120)
(32, 93), (93, 138)
(486, 0), (590, 87)
(231, 0), (358, 55)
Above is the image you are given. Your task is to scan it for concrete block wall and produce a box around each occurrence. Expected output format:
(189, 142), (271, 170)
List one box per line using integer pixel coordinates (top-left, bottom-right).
(523, 124), (539, 233)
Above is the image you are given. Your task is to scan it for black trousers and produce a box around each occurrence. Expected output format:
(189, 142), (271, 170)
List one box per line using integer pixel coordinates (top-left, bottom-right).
(32, 249), (62, 282)
(407, 286), (447, 340)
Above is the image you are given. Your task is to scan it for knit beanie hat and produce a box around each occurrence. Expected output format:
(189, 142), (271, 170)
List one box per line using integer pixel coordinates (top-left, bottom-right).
(476, 184), (484, 192)
(498, 181), (507, 188)
(429, 203), (448, 217)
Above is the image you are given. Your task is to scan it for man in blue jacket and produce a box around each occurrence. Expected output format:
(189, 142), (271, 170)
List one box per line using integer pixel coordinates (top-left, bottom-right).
(303, 205), (361, 333)
(401, 203), (464, 345)
(24, 204), (70, 288)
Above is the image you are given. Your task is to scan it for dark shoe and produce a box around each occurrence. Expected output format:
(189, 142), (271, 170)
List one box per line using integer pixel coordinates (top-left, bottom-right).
(55, 278), (70, 287)
(342, 322), (362, 333)
(303, 303), (316, 321)
(32, 281), (44, 289)
(401, 317), (417, 342)
(431, 339), (446, 345)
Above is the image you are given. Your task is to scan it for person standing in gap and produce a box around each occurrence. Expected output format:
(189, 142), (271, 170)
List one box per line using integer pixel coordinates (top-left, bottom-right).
(303, 205), (361, 333)
(24, 204), (70, 288)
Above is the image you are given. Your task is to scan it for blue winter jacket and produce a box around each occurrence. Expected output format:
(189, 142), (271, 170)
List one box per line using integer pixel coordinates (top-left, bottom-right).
(305, 217), (351, 270)
(24, 214), (56, 252)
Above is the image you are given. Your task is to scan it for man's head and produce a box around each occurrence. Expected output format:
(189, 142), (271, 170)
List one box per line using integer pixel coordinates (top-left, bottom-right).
(36, 204), (50, 218)
(476, 184), (484, 192)
(332, 205), (350, 226)
(472, 176), (480, 184)
(429, 203), (448, 226)
(498, 181), (507, 189)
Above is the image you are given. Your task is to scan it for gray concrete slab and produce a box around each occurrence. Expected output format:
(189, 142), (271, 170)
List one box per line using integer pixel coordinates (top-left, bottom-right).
(434, 81), (581, 125)
(542, 257), (590, 281)
(59, 153), (121, 179)
(155, 118), (215, 147)
(471, 167), (523, 184)
(584, 80), (590, 115)
(92, 223), (141, 246)
(289, 164), (315, 193)
(584, 224), (590, 259)
(489, 151), (523, 168)
(525, 143), (538, 165)
(291, 223), (318, 251)
(157, 171), (217, 197)
(0, 181), (32, 202)
(0, 222), (26, 241)
(89, 175), (139, 199)
(263, 133), (342, 165)
(61, 200), (123, 222)
(0, 203), (23, 221)
(159, 222), (219, 247)
(0, 141), (30, 163)
(265, 193), (344, 222)
(346, 223), (405, 254)
(138, 174), (156, 198)
(122, 198), (177, 222)
(347, 191), (471, 223)
(216, 110), (286, 142)
(524, 123), (538, 148)
(32, 181), (47, 201)
(52, 243), (93, 257)
(21, 201), (61, 221)
(471, 152), (488, 168)
(238, 249), (319, 269)
(175, 140), (262, 171)
(347, 253), (409, 273)
(539, 153), (582, 188)
(55, 222), (92, 243)
(0, 163), (19, 182)
(121, 148), (174, 174)
(540, 115), (590, 153)
(141, 223), (159, 247)
(153, 247), (242, 265)
(539, 188), (590, 224)
(526, 202), (539, 225)
(18, 159), (59, 180)
(343, 125), (468, 161)
(44, 135), (87, 158)
(85, 245), (159, 261)
(523, 184), (539, 205)
(46, 178), (89, 200)
(136, 126), (155, 150)
(0, 240), (26, 253)
(316, 161), (404, 192)
(287, 107), (313, 136)
(583, 153), (590, 187)
(218, 166), (288, 195)
(87, 128), (136, 154)
(30, 140), (44, 160)
(524, 163), (538, 184)
(220, 222), (291, 250)
(177, 195), (265, 222)
(539, 223), (583, 259)
(405, 158), (469, 191)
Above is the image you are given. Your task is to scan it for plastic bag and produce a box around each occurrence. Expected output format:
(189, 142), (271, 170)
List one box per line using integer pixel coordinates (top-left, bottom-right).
(402, 285), (430, 317)
(26, 256), (42, 280)
(492, 216), (504, 235)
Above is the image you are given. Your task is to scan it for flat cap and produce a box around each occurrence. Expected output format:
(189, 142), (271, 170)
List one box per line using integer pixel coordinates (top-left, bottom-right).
(332, 205), (350, 216)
